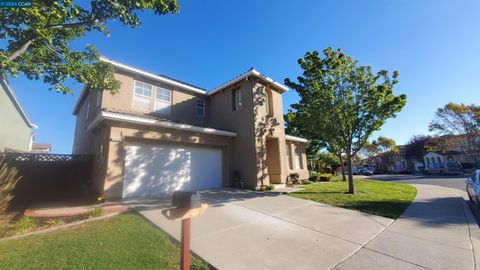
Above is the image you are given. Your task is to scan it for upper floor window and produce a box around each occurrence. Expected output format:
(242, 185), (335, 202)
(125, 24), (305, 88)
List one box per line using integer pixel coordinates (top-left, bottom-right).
(265, 89), (273, 116)
(85, 94), (91, 120)
(155, 87), (172, 115)
(134, 81), (153, 111)
(294, 144), (302, 169)
(196, 98), (205, 118)
(233, 89), (242, 111)
(96, 91), (102, 108)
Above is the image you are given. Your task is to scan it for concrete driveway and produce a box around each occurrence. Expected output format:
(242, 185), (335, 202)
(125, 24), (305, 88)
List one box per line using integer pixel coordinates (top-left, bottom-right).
(127, 188), (393, 270)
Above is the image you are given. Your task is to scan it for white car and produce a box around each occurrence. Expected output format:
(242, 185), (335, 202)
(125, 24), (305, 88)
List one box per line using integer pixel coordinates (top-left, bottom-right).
(466, 169), (480, 205)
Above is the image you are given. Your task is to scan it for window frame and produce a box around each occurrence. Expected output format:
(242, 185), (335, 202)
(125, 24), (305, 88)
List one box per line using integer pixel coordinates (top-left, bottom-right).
(265, 89), (273, 116)
(133, 80), (153, 111)
(286, 143), (292, 170)
(154, 86), (172, 116)
(196, 98), (206, 118)
(294, 144), (302, 169)
(85, 94), (91, 120)
(233, 89), (242, 111)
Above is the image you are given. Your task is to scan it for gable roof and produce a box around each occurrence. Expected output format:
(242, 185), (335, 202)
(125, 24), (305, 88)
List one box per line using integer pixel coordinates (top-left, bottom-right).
(72, 57), (288, 114)
(208, 68), (289, 95)
(1, 78), (38, 129)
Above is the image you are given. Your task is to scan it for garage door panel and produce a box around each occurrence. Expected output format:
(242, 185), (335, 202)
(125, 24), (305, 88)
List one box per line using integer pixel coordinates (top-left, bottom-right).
(190, 148), (222, 190)
(123, 143), (222, 198)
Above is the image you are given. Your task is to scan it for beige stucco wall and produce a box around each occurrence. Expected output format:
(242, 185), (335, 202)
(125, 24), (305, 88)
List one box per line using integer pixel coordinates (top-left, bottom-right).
(102, 70), (208, 127)
(102, 124), (233, 199)
(251, 81), (290, 185)
(208, 80), (258, 189)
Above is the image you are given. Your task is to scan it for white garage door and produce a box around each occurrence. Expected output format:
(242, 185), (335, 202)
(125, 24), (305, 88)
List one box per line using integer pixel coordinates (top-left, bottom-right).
(123, 143), (223, 198)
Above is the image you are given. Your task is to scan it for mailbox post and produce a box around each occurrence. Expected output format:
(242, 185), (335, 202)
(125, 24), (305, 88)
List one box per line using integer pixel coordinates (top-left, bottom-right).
(162, 191), (208, 270)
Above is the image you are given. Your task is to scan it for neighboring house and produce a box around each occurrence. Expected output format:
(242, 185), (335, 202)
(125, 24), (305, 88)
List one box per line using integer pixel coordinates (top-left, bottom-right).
(362, 146), (414, 173)
(31, 143), (52, 153)
(424, 151), (473, 166)
(72, 57), (309, 199)
(0, 78), (37, 152)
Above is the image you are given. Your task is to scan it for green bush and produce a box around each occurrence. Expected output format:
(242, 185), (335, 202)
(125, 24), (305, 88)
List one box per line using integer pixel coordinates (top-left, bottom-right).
(319, 173), (333, 182)
(308, 174), (320, 182)
(88, 206), (103, 218)
(14, 217), (39, 234)
(289, 173), (300, 184)
(302, 180), (313, 185)
(266, 184), (275, 191)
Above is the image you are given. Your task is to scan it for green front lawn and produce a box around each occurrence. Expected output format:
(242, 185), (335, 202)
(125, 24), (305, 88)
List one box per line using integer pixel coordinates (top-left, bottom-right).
(0, 213), (210, 270)
(289, 179), (416, 219)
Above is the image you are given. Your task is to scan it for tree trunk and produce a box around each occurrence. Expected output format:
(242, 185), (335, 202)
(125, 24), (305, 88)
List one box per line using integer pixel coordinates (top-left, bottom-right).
(346, 155), (355, 194)
(338, 154), (346, 181)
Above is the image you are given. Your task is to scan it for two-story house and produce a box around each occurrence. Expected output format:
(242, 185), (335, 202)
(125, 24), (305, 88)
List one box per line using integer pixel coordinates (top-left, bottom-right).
(72, 57), (309, 199)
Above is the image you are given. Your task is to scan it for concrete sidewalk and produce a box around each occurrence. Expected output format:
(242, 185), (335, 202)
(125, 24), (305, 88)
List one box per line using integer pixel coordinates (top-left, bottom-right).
(336, 184), (479, 270)
(128, 189), (392, 270)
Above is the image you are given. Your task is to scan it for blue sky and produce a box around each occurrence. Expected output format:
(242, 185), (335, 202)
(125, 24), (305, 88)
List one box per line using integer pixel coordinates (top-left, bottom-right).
(9, 0), (480, 153)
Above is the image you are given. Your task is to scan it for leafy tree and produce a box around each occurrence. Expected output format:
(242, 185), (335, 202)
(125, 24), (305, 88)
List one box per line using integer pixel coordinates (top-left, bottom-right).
(404, 135), (433, 165)
(285, 48), (406, 193)
(361, 136), (398, 171)
(316, 152), (341, 173)
(285, 110), (347, 180)
(429, 103), (480, 162)
(0, 0), (179, 94)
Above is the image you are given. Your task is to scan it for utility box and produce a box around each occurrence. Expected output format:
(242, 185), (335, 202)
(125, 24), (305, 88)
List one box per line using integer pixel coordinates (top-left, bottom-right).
(172, 191), (201, 209)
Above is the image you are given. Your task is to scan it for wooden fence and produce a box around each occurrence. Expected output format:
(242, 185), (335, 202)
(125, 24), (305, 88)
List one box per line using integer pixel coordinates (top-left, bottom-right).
(3, 153), (94, 210)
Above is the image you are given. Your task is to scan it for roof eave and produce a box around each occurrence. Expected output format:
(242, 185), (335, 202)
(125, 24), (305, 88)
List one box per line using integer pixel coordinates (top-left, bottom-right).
(88, 111), (237, 137)
(285, 134), (310, 143)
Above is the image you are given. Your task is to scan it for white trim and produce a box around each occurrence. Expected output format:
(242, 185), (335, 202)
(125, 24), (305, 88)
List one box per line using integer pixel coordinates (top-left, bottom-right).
(88, 111), (237, 137)
(72, 85), (88, 114)
(285, 135), (309, 143)
(1, 78), (38, 129)
(100, 56), (207, 95)
(208, 69), (289, 96)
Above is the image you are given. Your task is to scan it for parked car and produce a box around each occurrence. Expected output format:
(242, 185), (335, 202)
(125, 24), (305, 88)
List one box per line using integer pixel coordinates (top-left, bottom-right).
(395, 168), (412, 174)
(425, 161), (463, 175)
(357, 168), (373, 176)
(466, 169), (480, 205)
(462, 163), (480, 176)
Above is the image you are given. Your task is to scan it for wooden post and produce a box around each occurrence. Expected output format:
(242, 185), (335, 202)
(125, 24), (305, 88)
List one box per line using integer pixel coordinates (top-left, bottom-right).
(181, 218), (191, 270)
(162, 203), (208, 270)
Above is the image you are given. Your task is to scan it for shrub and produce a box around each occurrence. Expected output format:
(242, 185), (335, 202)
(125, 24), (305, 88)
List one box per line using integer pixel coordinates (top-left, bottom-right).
(88, 206), (103, 218)
(308, 174), (320, 182)
(289, 173), (300, 184)
(14, 217), (39, 234)
(319, 173), (333, 182)
(0, 157), (21, 214)
(265, 184), (275, 191)
(302, 180), (313, 185)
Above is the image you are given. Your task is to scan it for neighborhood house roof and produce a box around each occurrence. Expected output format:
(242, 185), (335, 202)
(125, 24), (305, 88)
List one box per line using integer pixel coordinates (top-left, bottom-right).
(1, 78), (38, 129)
(73, 57), (289, 114)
